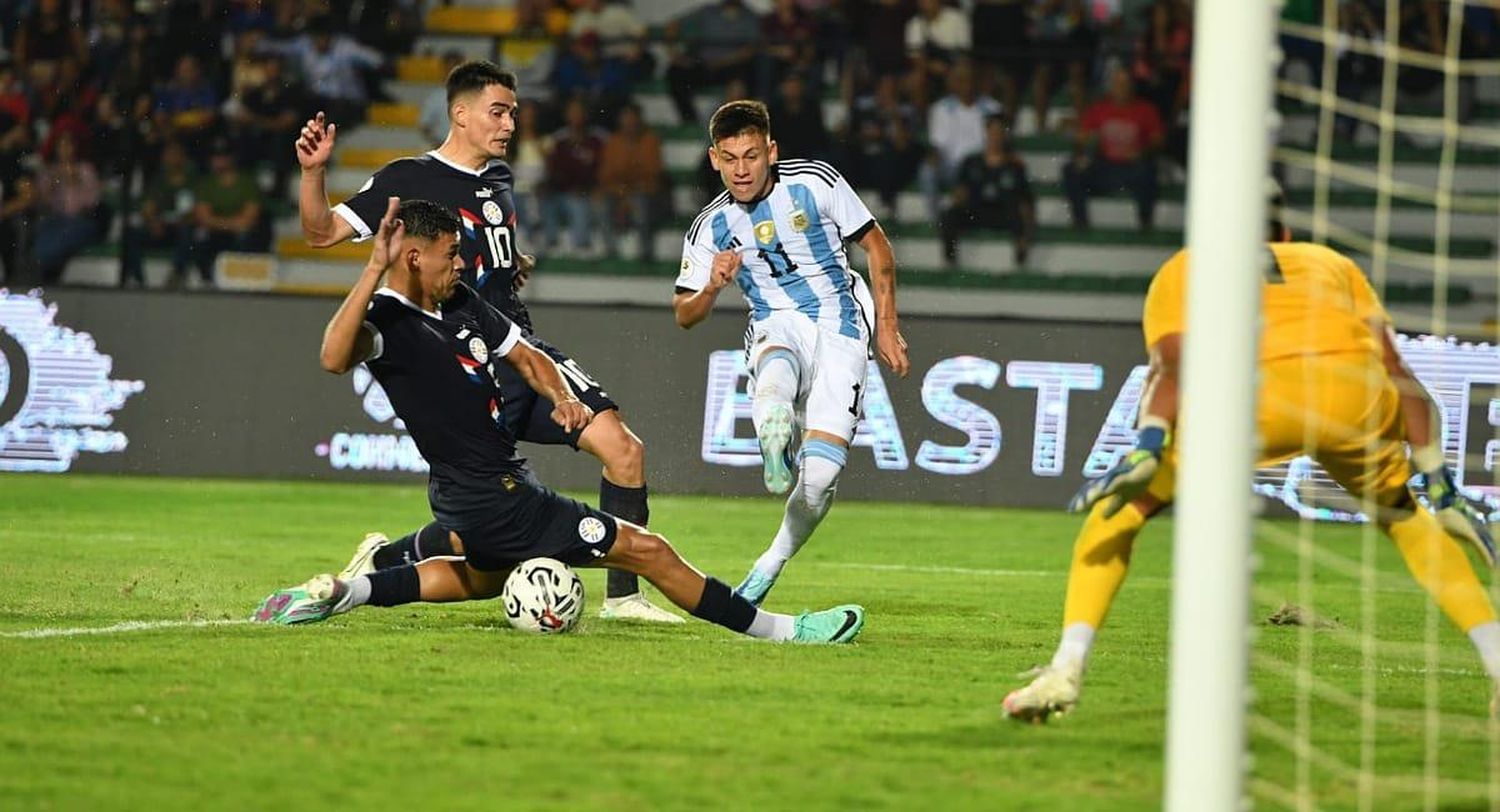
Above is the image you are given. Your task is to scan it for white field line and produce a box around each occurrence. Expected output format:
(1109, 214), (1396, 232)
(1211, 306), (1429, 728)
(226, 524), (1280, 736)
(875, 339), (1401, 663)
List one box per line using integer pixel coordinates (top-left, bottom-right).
(1, 618), (250, 639)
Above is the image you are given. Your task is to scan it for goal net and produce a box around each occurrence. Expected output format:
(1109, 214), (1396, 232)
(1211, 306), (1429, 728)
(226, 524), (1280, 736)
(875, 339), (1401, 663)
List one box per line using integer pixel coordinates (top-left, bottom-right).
(1196, 1), (1500, 808)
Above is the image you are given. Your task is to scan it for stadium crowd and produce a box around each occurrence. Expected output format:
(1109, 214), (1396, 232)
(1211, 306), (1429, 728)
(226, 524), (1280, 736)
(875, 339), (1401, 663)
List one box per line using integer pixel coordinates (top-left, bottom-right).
(0, 0), (1490, 287)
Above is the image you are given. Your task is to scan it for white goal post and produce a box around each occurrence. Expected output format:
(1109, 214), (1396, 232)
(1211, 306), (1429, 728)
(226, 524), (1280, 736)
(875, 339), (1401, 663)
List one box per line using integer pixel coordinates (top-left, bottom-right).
(1164, 1), (1278, 809)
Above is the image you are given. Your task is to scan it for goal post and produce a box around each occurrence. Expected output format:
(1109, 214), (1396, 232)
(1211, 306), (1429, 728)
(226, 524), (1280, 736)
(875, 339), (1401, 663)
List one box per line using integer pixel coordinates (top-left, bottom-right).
(1164, 1), (1278, 808)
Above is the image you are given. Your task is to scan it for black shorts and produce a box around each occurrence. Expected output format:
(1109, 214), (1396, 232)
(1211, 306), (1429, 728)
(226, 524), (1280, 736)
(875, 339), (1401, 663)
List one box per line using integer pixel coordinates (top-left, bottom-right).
(497, 334), (618, 449)
(428, 469), (619, 572)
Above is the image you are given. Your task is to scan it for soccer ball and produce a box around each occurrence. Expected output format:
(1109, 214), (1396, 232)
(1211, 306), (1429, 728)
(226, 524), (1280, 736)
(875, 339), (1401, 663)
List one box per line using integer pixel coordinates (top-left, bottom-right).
(502, 557), (584, 634)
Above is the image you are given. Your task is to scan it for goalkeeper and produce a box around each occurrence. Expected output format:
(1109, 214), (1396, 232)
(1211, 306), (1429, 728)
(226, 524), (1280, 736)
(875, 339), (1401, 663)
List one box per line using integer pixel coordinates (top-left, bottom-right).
(1005, 183), (1500, 723)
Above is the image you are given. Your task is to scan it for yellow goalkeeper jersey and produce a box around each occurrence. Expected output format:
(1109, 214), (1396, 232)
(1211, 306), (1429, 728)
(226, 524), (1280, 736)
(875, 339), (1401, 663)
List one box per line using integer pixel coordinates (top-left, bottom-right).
(1142, 241), (1389, 362)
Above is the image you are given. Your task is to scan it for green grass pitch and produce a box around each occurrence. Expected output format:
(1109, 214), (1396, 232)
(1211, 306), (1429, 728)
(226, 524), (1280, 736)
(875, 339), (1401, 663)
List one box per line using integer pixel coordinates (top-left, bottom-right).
(2, 474), (1496, 809)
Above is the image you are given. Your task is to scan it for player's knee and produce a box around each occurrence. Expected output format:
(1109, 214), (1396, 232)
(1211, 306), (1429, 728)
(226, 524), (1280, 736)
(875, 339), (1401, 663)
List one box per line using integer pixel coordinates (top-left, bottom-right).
(616, 430), (645, 476)
(618, 528), (676, 572)
(796, 441), (846, 510)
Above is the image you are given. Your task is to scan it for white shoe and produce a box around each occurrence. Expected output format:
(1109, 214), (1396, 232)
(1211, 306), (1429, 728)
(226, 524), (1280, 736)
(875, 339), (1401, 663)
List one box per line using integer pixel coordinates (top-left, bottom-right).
(1002, 663), (1083, 724)
(758, 402), (797, 495)
(598, 593), (685, 623)
(337, 533), (389, 581)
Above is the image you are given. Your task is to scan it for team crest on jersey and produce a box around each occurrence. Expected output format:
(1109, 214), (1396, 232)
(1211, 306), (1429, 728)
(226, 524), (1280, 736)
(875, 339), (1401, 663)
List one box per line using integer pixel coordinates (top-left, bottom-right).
(482, 200), (504, 225)
(790, 210), (809, 232)
(753, 220), (776, 244)
(578, 516), (607, 544)
(468, 336), (489, 363)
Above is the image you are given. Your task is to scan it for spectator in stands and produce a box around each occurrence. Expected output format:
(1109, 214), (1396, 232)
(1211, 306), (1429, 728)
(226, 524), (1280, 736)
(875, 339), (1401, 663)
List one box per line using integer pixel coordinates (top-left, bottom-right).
(846, 114), (924, 221)
(88, 0), (134, 83)
(551, 32), (633, 127)
(1030, 0), (1098, 133)
(419, 52), (465, 147)
(542, 96), (605, 257)
(906, 0), (972, 109)
(921, 60), (1002, 223)
(0, 85), (35, 286)
(940, 116), (1035, 267)
(1062, 67), (1163, 231)
(259, 16), (383, 127)
(13, 0), (86, 88)
(0, 172), (36, 286)
(597, 101), (664, 262)
(970, 0), (1029, 129)
(760, 0), (820, 94)
(1131, 0), (1191, 126)
(122, 140), (196, 289)
(510, 104), (548, 238)
(768, 72), (830, 161)
(228, 52), (304, 198)
(34, 133), (103, 283)
(663, 0), (762, 124)
(187, 140), (264, 288)
(569, 0), (653, 81)
(153, 54), (219, 153)
(857, 0), (917, 81)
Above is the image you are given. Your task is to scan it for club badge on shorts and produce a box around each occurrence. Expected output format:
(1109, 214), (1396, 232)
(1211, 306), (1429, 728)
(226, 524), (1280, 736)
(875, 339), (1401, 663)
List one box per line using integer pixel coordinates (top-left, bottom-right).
(578, 516), (607, 544)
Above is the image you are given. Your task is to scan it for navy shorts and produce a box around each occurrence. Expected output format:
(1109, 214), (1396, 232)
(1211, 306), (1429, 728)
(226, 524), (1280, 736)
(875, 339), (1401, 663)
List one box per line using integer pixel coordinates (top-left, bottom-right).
(428, 469), (619, 572)
(496, 334), (618, 449)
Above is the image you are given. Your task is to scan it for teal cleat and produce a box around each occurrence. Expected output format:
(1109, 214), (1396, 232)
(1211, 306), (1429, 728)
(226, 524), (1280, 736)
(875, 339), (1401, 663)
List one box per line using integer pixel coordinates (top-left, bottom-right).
(791, 604), (865, 644)
(734, 568), (778, 607)
(758, 402), (797, 495)
(250, 573), (347, 625)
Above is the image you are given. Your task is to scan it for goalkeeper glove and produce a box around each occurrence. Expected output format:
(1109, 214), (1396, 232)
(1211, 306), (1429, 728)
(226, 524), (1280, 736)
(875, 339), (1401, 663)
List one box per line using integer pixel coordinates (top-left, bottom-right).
(1417, 460), (1498, 568)
(1069, 422), (1169, 517)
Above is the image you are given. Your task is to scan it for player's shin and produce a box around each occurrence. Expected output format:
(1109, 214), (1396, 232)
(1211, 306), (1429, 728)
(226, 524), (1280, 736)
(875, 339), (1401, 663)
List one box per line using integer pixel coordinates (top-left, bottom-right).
(1387, 507), (1499, 642)
(1056, 500), (1152, 665)
(753, 444), (844, 581)
(372, 522), (456, 569)
(750, 350), (799, 433)
(600, 479), (649, 598)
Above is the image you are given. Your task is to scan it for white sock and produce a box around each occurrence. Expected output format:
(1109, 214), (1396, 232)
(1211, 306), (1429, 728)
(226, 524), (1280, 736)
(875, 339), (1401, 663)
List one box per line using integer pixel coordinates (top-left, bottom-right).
(1051, 622), (1096, 671)
(753, 453), (842, 579)
(1469, 621), (1500, 682)
(751, 351), (799, 433)
(335, 575), (373, 614)
(746, 608), (797, 641)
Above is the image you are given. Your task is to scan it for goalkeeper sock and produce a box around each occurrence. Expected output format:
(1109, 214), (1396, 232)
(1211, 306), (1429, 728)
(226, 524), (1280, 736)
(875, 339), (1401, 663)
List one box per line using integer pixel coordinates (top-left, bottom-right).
(1387, 508), (1497, 633)
(1468, 622), (1500, 682)
(750, 349), (799, 433)
(373, 522), (452, 569)
(1051, 623), (1096, 671)
(1062, 501), (1149, 630)
(600, 479), (649, 599)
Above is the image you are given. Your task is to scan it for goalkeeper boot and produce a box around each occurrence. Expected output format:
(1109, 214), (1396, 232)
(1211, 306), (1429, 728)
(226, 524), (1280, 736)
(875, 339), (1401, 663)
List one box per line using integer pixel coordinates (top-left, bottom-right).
(734, 567), (778, 607)
(1002, 662), (1083, 724)
(250, 574), (349, 626)
(791, 604), (864, 644)
(337, 532), (389, 581)
(758, 402), (797, 495)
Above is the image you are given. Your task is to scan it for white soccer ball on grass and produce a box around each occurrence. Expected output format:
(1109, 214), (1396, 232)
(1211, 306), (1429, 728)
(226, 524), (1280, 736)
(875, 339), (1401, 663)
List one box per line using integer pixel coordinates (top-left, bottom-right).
(502, 557), (584, 634)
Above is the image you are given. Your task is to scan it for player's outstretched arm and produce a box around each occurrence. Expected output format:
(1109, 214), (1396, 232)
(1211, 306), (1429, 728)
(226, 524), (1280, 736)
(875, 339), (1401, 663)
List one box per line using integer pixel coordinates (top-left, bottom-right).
(502, 340), (595, 433)
(320, 197), (401, 374)
(1070, 333), (1179, 516)
(856, 224), (909, 378)
(673, 249), (741, 329)
(297, 111), (357, 248)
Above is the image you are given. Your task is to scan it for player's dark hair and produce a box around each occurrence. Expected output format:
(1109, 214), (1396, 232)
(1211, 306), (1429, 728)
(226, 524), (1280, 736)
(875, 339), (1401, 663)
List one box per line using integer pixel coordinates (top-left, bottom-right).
(709, 100), (771, 144)
(446, 60), (517, 105)
(397, 199), (461, 242)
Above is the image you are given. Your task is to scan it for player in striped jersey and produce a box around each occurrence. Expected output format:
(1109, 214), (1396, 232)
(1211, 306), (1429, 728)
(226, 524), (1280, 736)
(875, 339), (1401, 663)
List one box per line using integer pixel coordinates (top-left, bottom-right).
(673, 100), (910, 607)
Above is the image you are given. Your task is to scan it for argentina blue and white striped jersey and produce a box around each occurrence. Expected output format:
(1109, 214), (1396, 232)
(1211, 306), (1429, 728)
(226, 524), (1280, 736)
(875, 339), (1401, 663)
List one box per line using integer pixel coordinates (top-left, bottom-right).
(676, 159), (880, 342)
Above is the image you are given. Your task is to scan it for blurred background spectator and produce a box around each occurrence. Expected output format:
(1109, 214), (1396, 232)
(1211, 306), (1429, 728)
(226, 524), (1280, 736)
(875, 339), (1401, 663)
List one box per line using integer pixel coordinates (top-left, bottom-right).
(185, 139), (265, 287)
(1063, 67), (1163, 231)
(597, 101), (664, 262)
(940, 116), (1035, 266)
(542, 96), (604, 257)
(35, 133), (103, 283)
